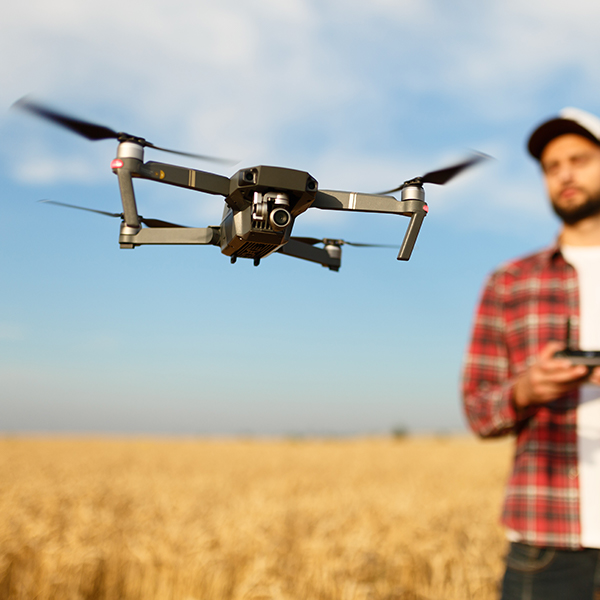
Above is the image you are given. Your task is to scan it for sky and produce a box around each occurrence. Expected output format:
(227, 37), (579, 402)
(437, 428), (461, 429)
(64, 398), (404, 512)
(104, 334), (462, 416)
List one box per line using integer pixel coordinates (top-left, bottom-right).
(1, 0), (600, 435)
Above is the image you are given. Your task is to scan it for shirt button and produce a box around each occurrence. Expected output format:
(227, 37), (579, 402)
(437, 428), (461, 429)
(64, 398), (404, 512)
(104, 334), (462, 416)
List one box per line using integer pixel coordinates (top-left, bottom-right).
(568, 467), (578, 479)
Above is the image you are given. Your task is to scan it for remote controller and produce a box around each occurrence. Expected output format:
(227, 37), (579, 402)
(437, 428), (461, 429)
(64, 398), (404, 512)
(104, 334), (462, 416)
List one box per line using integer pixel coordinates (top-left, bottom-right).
(554, 318), (600, 367)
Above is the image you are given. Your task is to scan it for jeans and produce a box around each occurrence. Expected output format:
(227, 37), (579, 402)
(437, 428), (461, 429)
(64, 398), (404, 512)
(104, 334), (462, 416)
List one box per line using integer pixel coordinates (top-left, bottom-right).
(501, 542), (600, 600)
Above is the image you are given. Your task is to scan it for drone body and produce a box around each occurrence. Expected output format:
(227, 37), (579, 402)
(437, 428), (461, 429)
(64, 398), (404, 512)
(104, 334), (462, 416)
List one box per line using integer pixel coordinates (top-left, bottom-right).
(16, 98), (484, 271)
(113, 140), (427, 271)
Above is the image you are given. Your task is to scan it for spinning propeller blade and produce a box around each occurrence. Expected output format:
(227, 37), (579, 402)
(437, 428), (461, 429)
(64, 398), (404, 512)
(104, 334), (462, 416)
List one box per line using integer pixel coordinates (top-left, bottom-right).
(16, 98), (120, 141)
(378, 152), (489, 195)
(39, 200), (186, 228)
(291, 236), (396, 248)
(15, 97), (236, 165)
(39, 200), (121, 218)
(144, 143), (234, 164)
(139, 217), (186, 228)
(421, 153), (488, 185)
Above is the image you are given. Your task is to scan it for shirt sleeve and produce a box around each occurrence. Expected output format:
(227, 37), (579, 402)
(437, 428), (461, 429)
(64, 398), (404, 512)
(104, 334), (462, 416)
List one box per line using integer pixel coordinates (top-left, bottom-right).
(462, 271), (531, 437)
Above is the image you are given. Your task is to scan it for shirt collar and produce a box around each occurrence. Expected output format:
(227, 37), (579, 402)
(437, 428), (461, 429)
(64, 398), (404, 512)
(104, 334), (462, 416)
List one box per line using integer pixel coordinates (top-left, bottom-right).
(538, 239), (570, 268)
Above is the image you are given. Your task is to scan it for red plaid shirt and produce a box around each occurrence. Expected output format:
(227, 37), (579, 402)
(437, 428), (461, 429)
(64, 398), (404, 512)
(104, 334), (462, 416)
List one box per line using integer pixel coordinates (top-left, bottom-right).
(462, 243), (583, 549)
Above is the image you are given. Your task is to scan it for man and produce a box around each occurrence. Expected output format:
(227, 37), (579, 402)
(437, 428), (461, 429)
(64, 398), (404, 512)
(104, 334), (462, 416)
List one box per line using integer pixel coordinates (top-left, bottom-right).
(463, 108), (600, 600)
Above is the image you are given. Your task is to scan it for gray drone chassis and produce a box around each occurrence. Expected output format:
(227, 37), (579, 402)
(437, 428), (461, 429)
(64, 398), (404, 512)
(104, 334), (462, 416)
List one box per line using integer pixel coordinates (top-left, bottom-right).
(113, 141), (427, 271)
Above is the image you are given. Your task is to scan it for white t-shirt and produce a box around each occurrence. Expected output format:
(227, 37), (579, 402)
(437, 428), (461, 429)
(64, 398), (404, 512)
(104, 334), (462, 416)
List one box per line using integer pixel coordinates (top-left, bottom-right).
(561, 245), (600, 549)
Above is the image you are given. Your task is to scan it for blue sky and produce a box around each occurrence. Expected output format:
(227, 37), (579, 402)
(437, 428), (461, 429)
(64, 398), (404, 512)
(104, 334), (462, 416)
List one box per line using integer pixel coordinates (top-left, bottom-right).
(1, 0), (600, 435)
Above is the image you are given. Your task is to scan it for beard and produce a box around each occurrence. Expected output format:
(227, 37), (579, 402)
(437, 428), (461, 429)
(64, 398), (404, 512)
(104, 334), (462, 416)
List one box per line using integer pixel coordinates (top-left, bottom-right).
(551, 190), (600, 225)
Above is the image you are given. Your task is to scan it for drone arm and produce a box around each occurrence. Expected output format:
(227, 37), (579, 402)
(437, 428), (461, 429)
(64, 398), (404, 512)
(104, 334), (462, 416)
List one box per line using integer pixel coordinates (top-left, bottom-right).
(313, 190), (409, 213)
(138, 162), (230, 196)
(116, 167), (141, 228)
(277, 239), (341, 271)
(119, 226), (220, 248)
(313, 190), (427, 261)
(112, 155), (229, 231)
(396, 210), (426, 261)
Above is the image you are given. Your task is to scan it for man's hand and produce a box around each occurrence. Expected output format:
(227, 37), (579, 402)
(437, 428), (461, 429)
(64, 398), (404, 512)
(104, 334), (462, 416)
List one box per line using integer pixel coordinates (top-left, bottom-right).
(513, 341), (592, 408)
(589, 366), (600, 386)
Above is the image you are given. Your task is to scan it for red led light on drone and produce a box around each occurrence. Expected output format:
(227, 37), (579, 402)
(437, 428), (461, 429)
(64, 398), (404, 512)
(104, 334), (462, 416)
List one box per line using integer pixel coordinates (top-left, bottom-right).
(111, 159), (124, 169)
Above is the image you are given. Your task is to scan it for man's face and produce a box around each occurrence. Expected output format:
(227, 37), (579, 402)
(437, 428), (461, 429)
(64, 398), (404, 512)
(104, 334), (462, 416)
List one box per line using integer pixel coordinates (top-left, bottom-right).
(540, 134), (600, 225)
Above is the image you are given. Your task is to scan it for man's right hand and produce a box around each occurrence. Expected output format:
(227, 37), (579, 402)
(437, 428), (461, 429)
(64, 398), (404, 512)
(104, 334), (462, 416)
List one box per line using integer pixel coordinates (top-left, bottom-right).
(513, 341), (591, 408)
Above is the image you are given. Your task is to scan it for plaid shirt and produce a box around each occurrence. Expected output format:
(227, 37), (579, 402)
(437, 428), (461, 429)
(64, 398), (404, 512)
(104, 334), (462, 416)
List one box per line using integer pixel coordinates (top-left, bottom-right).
(462, 243), (583, 549)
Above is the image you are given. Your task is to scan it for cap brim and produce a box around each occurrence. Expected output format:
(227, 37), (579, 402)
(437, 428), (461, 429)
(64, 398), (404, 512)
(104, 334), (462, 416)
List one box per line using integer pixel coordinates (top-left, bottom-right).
(527, 118), (600, 160)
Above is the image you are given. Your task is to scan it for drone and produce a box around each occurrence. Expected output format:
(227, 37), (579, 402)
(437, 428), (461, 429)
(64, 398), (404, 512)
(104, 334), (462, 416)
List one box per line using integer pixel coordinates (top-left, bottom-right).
(15, 97), (486, 271)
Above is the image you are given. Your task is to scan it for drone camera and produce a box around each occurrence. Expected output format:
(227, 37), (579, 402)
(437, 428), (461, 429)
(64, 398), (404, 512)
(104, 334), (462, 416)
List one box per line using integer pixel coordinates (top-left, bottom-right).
(240, 169), (257, 186)
(264, 192), (291, 231)
(270, 207), (291, 230)
(306, 177), (317, 192)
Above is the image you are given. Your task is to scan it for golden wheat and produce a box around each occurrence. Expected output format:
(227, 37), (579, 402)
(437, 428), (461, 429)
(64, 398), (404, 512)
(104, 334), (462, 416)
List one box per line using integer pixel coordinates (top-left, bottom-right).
(0, 435), (511, 600)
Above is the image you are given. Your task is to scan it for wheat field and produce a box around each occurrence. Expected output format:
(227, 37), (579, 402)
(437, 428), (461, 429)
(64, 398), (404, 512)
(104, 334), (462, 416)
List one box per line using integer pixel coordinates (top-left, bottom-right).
(0, 435), (512, 600)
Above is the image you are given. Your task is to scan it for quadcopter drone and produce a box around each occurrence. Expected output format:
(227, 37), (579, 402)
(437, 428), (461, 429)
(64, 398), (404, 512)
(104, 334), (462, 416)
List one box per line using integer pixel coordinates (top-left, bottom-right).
(15, 97), (486, 271)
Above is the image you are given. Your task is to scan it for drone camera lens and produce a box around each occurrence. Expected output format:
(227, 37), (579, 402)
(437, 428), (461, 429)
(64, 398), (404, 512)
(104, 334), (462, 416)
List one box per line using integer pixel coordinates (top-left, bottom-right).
(240, 170), (257, 186)
(306, 178), (317, 192)
(273, 211), (288, 226)
(270, 208), (291, 230)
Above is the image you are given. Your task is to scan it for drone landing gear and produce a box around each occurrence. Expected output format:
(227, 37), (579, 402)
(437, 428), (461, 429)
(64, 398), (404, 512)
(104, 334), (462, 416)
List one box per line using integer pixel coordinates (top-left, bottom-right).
(229, 255), (261, 266)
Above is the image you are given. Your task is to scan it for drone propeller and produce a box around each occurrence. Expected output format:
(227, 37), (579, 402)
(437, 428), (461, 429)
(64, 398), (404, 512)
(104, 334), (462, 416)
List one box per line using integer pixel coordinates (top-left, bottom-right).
(291, 236), (396, 248)
(15, 97), (236, 165)
(39, 200), (186, 228)
(378, 152), (489, 196)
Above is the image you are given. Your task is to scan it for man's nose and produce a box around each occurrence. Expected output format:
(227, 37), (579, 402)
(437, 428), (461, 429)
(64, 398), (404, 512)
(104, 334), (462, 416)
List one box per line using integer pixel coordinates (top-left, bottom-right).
(557, 163), (575, 183)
